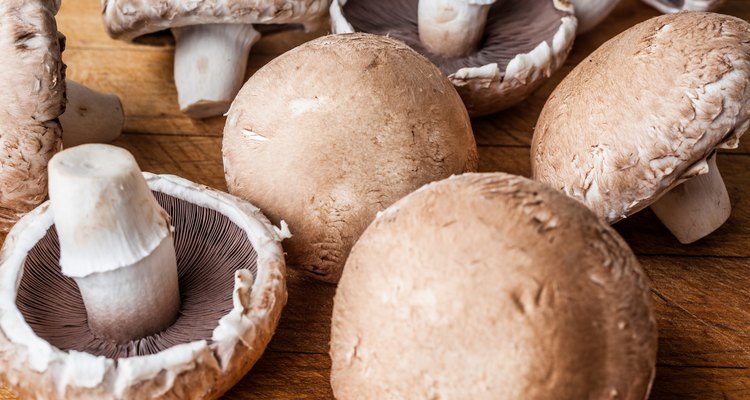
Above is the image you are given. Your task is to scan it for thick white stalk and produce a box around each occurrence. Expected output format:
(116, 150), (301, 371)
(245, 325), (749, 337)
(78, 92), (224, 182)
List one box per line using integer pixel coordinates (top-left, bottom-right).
(650, 155), (731, 244)
(59, 81), (123, 148)
(640, 0), (722, 13)
(172, 24), (260, 119)
(418, 0), (495, 58)
(48, 144), (180, 343)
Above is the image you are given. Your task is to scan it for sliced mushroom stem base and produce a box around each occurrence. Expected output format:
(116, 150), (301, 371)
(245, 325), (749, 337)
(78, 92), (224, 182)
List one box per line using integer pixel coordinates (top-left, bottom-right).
(172, 23), (260, 119)
(59, 81), (124, 148)
(75, 236), (180, 343)
(417, 0), (493, 58)
(650, 155), (731, 244)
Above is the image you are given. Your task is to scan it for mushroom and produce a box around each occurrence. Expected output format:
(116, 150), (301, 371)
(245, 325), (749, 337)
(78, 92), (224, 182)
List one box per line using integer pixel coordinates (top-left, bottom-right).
(223, 33), (478, 283)
(329, 0), (577, 116)
(0, 143), (288, 399)
(330, 173), (657, 399)
(531, 12), (750, 244)
(641, 0), (725, 13)
(0, 0), (124, 232)
(571, 0), (621, 33)
(101, 0), (330, 119)
(59, 81), (124, 148)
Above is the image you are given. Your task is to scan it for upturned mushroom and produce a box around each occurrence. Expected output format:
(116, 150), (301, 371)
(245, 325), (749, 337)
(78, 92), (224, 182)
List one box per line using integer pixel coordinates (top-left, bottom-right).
(642, 0), (725, 13)
(101, 0), (329, 119)
(331, 173), (657, 399)
(223, 33), (478, 283)
(532, 12), (750, 244)
(0, 0), (123, 232)
(330, 0), (577, 116)
(0, 144), (289, 399)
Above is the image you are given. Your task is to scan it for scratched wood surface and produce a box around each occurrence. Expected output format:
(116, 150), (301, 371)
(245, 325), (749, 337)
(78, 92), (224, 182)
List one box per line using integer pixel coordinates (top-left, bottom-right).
(1, 0), (750, 399)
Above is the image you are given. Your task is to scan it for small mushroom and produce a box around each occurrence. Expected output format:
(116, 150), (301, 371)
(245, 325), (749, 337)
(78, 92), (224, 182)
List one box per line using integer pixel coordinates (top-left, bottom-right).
(330, 173), (657, 399)
(0, 0), (124, 232)
(531, 12), (750, 243)
(223, 33), (478, 282)
(642, 0), (725, 13)
(571, 0), (621, 33)
(101, 0), (329, 119)
(0, 144), (288, 399)
(59, 81), (124, 148)
(330, 0), (577, 116)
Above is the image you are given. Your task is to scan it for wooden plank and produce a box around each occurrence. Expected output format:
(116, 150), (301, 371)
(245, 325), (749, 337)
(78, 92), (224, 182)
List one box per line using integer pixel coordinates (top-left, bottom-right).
(651, 366), (750, 400)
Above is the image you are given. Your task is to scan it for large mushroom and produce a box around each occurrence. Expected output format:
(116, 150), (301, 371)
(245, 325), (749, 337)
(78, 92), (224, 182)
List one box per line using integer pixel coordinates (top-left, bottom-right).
(331, 173), (657, 399)
(101, 0), (329, 119)
(0, 144), (288, 399)
(531, 12), (750, 244)
(0, 0), (123, 232)
(223, 33), (478, 283)
(330, 0), (577, 116)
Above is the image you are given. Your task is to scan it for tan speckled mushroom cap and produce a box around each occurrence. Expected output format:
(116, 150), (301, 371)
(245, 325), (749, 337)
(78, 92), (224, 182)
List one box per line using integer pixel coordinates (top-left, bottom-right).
(532, 12), (750, 223)
(101, 0), (330, 41)
(0, 0), (65, 231)
(223, 33), (478, 283)
(330, 0), (577, 116)
(331, 173), (657, 399)
(0, 173), (288, 399)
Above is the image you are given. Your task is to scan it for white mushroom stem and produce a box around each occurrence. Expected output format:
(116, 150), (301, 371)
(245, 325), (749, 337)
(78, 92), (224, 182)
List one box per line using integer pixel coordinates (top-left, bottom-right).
(641, 0), (722, 13)
(59, 81), (124, 148)
(418, 0), (495, 58)
(172, 24), (261, 119)
(48, 144), (180, 343)
(650, 154), (731, 244)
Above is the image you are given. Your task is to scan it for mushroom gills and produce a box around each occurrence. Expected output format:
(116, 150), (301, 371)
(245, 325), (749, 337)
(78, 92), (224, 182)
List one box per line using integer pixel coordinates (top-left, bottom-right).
(649, 153), (730, 244)
(172, 24), (260, 119)
(17, 191), (259, 358)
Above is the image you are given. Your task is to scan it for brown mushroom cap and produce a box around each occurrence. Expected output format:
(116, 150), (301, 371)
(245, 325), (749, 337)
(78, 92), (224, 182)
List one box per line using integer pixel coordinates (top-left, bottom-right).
(101, 0), (330, 41)
(330, 0), (576, 116)
(0, 174), (287, 399)
(0, 0), (65, 231)
(532, 12), (750, 223)
(222, 33), (478, 283)
(331, 173), (657, 399)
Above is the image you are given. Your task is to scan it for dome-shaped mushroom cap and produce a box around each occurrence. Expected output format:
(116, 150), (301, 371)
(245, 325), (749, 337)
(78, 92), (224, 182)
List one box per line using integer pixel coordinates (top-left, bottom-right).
(330, 0), (576, 116)
(101, 0), (330, 41)
(223, 33), (478, 283)
(532, 12), (750, 223)
(331, 173), (657, 399)
(0, 0), (65, 231)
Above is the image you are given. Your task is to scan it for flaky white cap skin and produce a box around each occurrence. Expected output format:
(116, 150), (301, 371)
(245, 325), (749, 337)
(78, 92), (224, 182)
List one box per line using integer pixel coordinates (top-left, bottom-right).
(48, 144), (171, 278)
(223, 33), (478, 282)
(331, 173), (657, 399)
(0, 0), (65, 232)
(330, 0), (577, 117)
(101, 0), (330, 41)
(532, 12), (750, 223)
(642, 0), (725, 13)
(571, 0), (621, 33)
(0, 173), (289, 399)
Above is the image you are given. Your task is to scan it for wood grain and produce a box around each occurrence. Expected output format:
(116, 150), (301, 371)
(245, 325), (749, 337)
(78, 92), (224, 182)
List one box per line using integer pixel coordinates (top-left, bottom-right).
(0, 0), (749, 399)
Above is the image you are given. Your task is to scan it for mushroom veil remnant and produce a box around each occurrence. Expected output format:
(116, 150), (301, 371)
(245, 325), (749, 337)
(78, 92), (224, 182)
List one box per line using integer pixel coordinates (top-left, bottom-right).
(0, 144), (289, 399)
(0, 0), (123, 232)
(532, 12), (750, 244)
(331, 173), (657, 399)
(330, 0), (577, 116)
(101, 0), (330, 118)
(223, 33), (477, 282)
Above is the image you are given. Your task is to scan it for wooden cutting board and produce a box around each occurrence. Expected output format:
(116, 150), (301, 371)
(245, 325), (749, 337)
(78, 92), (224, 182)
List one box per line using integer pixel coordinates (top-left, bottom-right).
(2, 0), (750, 398)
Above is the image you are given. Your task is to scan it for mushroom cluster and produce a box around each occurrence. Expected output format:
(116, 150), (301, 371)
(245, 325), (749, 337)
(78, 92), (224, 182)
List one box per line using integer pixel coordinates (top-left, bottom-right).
(101, 0), (330, 118)
(0, 0), (123, 232)
(223, 33), (478, 283)
(532, 12), (750, 243)
(0, 144), (288, 399)
(331, 173), (657, 399)
(330, 0), (577, 116)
